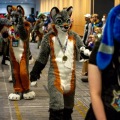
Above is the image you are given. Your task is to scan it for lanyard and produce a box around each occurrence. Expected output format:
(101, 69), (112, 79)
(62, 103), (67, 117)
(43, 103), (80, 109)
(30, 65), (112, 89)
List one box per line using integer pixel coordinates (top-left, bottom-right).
(56, 35), (68, 54)
(56, 35), (68, 61)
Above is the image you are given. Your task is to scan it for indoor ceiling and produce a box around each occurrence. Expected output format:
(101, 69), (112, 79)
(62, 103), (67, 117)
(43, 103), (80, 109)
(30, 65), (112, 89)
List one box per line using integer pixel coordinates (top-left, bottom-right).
(0, 0), (36, 4)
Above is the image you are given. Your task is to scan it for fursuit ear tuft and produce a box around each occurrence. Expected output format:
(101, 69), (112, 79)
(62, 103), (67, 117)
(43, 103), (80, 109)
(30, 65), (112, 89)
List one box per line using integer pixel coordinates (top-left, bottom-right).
(7, 5), (13, 15)
(50, 7), (60, 20)
(17, 5), (25, 16)
(67, 6), (73, 17)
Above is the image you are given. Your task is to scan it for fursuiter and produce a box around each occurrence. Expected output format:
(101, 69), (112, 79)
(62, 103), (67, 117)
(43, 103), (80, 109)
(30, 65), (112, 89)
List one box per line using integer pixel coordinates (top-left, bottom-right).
(32, 14), (46, 49)
(30, 6), (84, 120)
(6, 5), (35, 100)
(0, 18), (12, 56)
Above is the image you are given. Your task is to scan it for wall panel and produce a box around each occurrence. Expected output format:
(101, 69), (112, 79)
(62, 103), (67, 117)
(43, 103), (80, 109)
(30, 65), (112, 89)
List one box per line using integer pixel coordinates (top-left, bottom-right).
(94, 0), (114, 19)
(0, 3), (35, 16)
(72, 0), (91, 35)
(69, 0), (74, 6)
(115, 0), (120, 5)
(57, 0), (63, 10)
(62, 0), (68, 8)
(54, 0), (59, 8)
(51, 0), (55, 9)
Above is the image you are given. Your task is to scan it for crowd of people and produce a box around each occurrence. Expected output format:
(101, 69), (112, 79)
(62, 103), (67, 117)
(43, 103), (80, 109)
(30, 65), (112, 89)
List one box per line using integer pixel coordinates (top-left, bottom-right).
(80, 12), (107, 82)
(0, 4), (120, 120)
(85, 4), (120, 120)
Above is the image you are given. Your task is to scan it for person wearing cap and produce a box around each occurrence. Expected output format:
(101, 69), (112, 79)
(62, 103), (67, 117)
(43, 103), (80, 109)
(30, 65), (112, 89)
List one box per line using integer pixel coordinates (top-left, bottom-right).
(85, 4), (120, 120)
(80, 14), (93, 82)
(82, 14), (93, 46)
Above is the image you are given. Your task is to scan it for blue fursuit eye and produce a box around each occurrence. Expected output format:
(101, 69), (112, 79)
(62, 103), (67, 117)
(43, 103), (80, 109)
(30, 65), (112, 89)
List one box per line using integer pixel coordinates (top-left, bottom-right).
(66, 19), (71, 24)
(55, 19), (63, 25)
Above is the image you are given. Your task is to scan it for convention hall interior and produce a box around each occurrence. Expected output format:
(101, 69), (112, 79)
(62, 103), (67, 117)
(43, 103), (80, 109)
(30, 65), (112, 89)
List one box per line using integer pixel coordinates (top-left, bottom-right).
(0, 0), (120, 120)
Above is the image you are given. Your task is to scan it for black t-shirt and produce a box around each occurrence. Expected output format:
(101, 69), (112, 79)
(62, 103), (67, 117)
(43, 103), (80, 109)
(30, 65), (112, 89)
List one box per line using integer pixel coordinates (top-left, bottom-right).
(89, 40), (120, 112)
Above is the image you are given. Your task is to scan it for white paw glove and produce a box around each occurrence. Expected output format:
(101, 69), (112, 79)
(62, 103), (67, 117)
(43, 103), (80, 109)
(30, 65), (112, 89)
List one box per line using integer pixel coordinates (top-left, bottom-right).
(80, 46), (85, 53)
(84, 49), (91, 56)
(31, 81), (37, 87)
(8, 93), (22, 101)
(23, 91), (36, 100)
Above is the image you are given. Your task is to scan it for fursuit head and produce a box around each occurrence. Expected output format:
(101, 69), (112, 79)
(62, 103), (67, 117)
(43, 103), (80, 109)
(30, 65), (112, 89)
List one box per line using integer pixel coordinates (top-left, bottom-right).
(7, 5), (25, 25)
(6, 5), (30, 63)
(50, 6), (73, 34)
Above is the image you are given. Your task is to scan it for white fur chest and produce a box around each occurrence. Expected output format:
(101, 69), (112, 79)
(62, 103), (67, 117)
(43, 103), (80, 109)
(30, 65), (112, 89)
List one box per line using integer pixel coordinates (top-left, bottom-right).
(12, 40), (24, 63)
(52, 35), (74, 68)
(51, 34), (75, 93)
(9, 26), (24, 63)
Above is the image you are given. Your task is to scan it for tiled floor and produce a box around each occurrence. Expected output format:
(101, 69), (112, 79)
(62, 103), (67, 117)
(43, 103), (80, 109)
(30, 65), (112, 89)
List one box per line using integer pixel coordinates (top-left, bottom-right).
(0, 43), (90, 120)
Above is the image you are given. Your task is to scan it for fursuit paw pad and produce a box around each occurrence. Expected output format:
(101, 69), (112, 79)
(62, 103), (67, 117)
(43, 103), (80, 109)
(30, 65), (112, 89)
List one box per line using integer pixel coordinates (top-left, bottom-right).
(23, 91), (35, 100)
(31, 81), (37, 87)
(8, 93), (23, 101)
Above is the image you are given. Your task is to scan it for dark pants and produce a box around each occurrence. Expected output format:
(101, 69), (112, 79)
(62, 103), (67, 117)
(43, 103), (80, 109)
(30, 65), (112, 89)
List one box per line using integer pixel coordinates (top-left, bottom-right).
(85, 104), (120, 120)
(49, 108), (73, 120)
(1, 40), (9, 64)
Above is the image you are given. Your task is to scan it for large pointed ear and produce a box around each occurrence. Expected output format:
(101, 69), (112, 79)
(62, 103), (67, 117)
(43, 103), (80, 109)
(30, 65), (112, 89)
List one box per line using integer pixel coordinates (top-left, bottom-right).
(17, 5), (24, 16)
(67, 6), (73, 17)
(7, 5), (13, 15)
(50, 7), (60, 19)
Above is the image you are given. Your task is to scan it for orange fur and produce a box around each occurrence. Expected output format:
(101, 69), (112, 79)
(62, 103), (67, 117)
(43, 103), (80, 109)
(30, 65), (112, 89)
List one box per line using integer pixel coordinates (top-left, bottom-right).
(49, 34), (63, 94)
(8, 5), (30, 93)
(24, 21), (31, 31)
